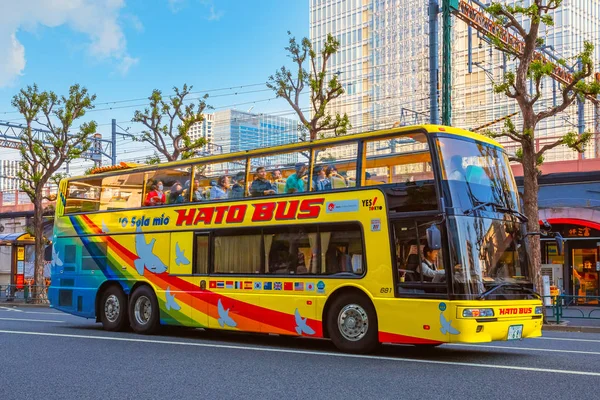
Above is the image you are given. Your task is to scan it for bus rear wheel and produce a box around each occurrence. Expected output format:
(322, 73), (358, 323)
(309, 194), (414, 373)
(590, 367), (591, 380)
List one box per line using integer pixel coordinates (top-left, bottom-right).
(129, 285), (160, 334)
(327, 293), (379, 354)
(100, 286), (128, 332)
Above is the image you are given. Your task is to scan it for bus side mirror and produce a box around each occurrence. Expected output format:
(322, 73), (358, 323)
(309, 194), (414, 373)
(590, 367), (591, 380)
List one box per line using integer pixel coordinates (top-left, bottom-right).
(554, 232), (564, 256)
(427, 224), (442, 250)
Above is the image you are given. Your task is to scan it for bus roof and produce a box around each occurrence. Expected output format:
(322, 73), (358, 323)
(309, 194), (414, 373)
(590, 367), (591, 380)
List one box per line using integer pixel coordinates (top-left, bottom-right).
(76, 124), (502, 179)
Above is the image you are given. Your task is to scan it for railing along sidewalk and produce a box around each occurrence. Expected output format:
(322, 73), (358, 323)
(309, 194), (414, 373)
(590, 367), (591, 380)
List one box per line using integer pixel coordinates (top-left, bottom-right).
(0, 284), (50, 304)
(543, 295), (600, 324)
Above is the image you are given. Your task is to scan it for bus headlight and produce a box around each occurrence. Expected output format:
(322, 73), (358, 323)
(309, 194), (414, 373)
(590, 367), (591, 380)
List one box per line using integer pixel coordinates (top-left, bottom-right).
(462, 308), (494, 318)
(535, 306), (543, 314)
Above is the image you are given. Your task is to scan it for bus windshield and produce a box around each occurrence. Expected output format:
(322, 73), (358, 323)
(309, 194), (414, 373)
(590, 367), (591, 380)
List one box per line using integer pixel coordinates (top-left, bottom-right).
(447, 216), (531, 297)
(437, 136), (519, 212)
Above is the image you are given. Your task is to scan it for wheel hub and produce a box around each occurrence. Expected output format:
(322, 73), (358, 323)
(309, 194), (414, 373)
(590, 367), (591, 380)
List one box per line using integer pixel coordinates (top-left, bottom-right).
(104, 294), (120, 323)
(338, 304), (369, 341)
(134, 295), (152, 326)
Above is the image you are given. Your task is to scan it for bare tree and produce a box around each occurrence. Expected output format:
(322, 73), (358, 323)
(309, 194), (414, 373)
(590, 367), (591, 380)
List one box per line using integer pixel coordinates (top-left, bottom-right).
(12, 84), (97, 302)
(484, 0), (600, 294)
(132, 84), (209, 161)
(268, 32), (350, 140)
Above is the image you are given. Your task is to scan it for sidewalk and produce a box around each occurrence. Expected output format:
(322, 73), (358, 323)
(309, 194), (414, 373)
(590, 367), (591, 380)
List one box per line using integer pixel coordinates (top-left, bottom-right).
(543, 305), (600, 333)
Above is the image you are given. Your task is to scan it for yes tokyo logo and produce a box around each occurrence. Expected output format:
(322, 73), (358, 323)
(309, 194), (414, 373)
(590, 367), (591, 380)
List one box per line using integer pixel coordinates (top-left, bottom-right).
(327, 203), (336, 212)
(362, 197), (382, 211)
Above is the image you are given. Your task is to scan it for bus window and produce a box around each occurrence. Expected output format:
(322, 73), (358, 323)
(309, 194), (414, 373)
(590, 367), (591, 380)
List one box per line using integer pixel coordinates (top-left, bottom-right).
(364, 133), (433, 185)
(65, 178), (102, 214)
(99, 172), (145, 211)
(249, 150), (310, 195)
(264, 226), (318, 274)
(195, 235), (209, 274)
(213, 233), (262, 274)
(193, 159), (247, 201)
(320, 227), (364, 275)
(312, 142), (358, 192)
(394, 220), (447, 295)
(144, 166), (191, 206)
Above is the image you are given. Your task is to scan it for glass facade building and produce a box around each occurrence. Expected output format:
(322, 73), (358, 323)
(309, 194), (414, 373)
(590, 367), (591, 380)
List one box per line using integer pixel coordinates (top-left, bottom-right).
(309, 0), (600, 160)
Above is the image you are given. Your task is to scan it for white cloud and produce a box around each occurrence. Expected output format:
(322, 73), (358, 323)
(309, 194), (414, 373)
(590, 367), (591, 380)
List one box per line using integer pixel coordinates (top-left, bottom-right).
(168, 0), (223, 20)
(117, 55), (139, 75)
(0, 33), (26, 87)
(0, 0), (137, 87)
(125, 14), (144, 33)
(207, 5), (224, 21)
(167, 0), (187, 13)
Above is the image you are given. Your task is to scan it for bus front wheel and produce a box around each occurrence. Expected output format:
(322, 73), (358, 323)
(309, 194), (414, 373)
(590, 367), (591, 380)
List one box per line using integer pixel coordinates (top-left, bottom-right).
(128, 285), (160, 334)
(100, 285), (128, 332)
(327, 293), (379, 354)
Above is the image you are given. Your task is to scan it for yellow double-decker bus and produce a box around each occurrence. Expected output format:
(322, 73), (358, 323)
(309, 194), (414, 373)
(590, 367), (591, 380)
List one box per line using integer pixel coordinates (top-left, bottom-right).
(49, 125), (543, 353)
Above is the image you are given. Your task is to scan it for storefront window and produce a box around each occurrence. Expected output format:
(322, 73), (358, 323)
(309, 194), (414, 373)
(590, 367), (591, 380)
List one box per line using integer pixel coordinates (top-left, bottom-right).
(572, 248), (598, 304)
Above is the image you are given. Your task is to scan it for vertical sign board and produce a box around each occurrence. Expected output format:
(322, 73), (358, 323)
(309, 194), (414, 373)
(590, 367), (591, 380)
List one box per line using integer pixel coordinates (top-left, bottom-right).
(16, 247), (25, 289)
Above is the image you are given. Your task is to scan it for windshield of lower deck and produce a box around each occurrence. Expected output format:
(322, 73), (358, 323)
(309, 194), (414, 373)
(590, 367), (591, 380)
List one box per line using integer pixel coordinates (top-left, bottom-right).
(436, 136), (520, 212)
(447, 215), (530, 297)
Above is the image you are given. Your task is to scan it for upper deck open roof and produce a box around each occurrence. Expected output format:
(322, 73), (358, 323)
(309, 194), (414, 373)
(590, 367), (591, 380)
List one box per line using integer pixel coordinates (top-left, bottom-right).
(72, 124), (502, 180)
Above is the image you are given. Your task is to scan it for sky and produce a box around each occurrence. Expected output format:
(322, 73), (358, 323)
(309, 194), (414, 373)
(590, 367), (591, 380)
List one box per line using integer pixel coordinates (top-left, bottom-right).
(0, 0), (309, 171)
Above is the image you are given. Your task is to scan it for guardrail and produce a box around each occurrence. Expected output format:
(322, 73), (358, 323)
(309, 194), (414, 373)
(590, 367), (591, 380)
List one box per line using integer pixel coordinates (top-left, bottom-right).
(0, 284), (49, 304)
(544, 295), (600, 324)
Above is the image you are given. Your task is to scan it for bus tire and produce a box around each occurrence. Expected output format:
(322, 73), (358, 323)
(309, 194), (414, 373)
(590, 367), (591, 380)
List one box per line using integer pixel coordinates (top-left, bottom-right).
(128, 285), (160, 334)
(327, 293), (379, 354)
(100, 285), (128, 332)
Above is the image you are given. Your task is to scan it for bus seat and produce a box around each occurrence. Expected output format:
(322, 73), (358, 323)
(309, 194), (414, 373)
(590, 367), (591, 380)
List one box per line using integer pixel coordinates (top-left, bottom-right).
(405, 253), (420, 275)
(347, 178), (356, 187)
(331, 176), (347, 189)
(275, 181), (286, 194)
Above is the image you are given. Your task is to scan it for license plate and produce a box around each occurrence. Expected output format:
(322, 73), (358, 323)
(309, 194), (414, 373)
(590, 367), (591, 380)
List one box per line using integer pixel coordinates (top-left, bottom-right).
(507, 325), (523, 340)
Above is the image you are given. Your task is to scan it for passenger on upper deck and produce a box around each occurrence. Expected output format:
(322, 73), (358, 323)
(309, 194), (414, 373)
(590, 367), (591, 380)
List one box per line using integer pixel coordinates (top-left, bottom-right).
(313, 166), (331, 191)
(190, 179), (204, 201)
(144, 181), (166, 206)
(169, 183), (186, 204)
(230, 172), (246, 199)
(271, 169), (283, 193)
(285, 162), (307, 194)
(210, 176), (230, 200)
(250, 167), (276, 197)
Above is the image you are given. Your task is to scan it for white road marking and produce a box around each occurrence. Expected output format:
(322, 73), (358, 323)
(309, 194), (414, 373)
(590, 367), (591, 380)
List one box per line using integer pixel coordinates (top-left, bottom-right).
(0, 318), (66, 323)
(23, 311), (65, 316)
(0, 307), (63, 316)
(447, 343), (600, 356)
(536, 337), (600, 343)
(0, 329), (599, 377)
(0, 307), (24, 312)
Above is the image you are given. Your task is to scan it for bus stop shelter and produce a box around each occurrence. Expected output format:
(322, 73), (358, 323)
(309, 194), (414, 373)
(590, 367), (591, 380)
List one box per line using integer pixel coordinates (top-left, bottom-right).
(0, 232), (35, 289)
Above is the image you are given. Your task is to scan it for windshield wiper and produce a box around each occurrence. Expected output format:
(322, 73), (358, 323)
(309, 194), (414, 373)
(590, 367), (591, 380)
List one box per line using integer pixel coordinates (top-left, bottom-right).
(478, 283), (539, 300)
(464, 201), (528, 223)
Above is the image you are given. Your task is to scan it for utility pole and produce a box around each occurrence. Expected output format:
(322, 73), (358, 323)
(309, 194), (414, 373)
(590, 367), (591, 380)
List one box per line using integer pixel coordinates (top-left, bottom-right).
(112, 119), (117, 165)
(441, 0), (457, 125)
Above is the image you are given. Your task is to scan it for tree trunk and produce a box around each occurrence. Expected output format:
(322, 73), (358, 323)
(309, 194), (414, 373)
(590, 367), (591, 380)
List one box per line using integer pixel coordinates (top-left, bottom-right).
(33, 193), (47, 304)
(521, 136), (542, 297)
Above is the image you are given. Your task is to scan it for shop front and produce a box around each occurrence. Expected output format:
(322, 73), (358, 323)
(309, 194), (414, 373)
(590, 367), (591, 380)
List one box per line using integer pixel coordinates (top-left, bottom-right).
(541, 220), (600, 305)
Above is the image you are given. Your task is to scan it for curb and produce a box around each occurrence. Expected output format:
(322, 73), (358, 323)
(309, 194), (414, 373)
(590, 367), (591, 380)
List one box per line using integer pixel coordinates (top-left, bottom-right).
(543, 324), (600, 333)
